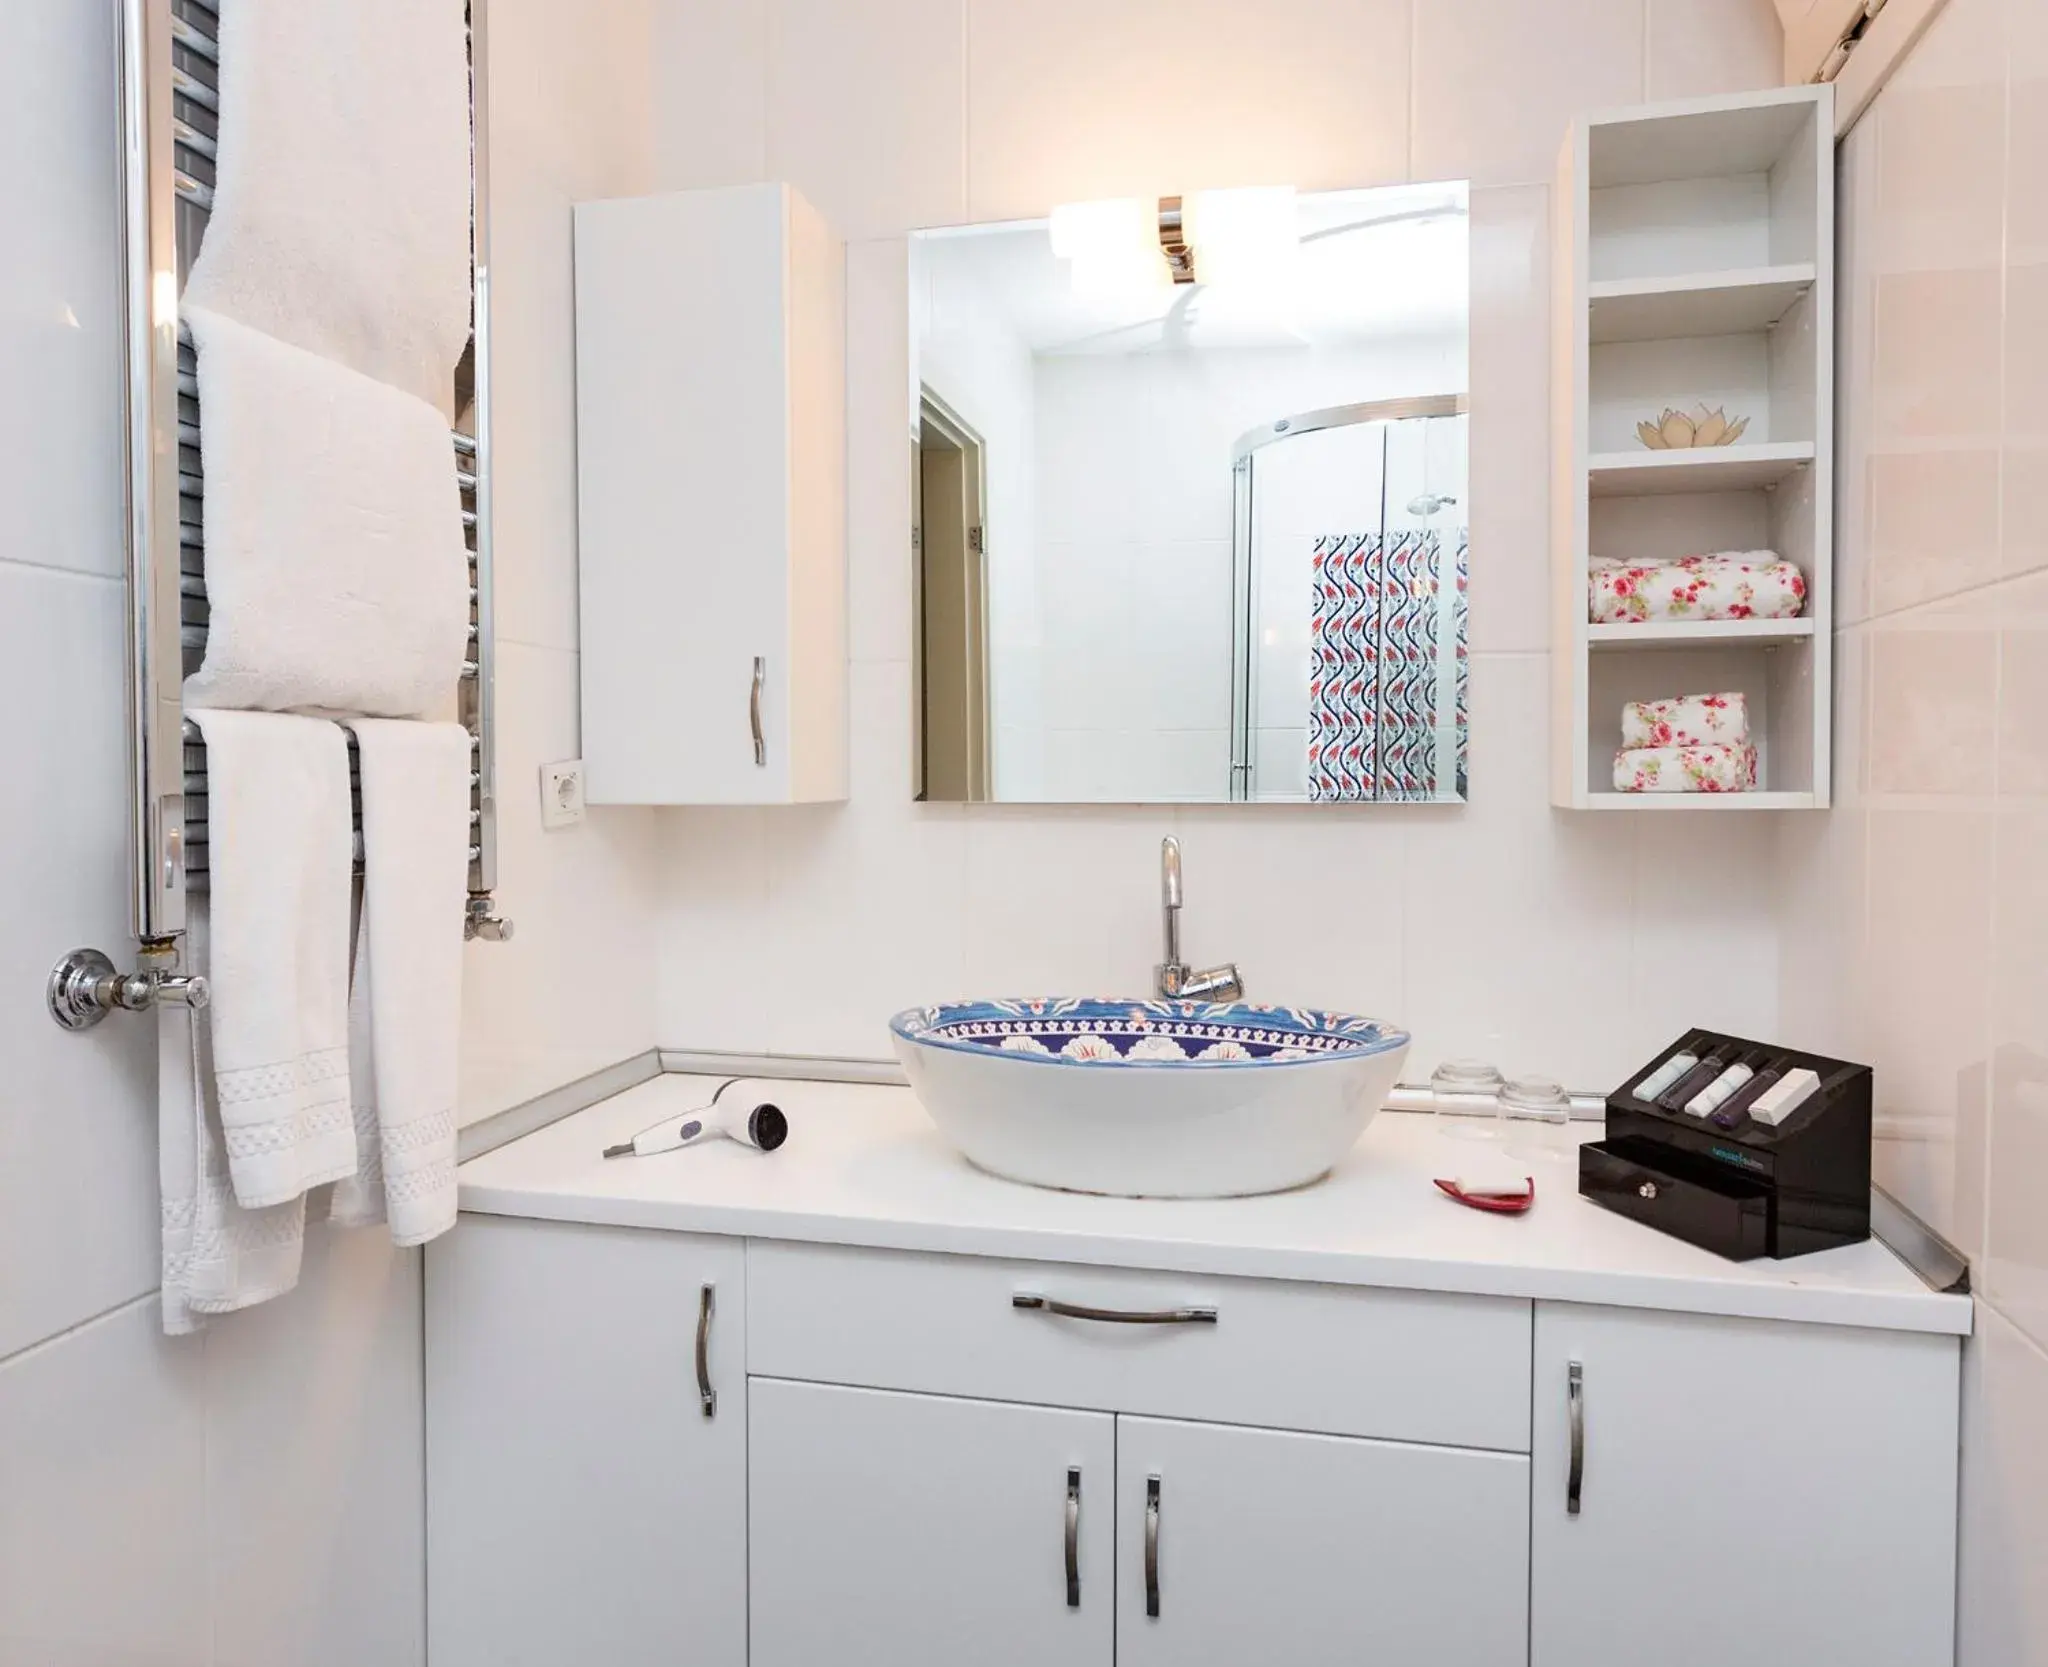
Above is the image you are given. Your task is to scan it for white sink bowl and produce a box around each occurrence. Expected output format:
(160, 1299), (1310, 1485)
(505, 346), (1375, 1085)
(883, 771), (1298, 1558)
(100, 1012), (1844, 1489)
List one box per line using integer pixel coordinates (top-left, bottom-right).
(888, 998), (1411, 1199)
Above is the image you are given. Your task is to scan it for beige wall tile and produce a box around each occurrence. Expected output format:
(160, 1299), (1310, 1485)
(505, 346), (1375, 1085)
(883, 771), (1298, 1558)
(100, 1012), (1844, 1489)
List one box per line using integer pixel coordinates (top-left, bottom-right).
(963, 0), (1412, 225)
(1866, 624), (1998, 795)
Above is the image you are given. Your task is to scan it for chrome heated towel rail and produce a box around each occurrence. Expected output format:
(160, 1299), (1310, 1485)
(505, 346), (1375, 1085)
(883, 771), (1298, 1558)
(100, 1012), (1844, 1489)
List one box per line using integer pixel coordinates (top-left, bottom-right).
(49, 0), (509, 1032)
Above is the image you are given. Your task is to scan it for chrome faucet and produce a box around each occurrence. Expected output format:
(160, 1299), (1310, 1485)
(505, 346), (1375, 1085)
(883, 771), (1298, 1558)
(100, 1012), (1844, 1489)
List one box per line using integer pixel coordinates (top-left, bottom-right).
(1155, 836), (1243, 1001)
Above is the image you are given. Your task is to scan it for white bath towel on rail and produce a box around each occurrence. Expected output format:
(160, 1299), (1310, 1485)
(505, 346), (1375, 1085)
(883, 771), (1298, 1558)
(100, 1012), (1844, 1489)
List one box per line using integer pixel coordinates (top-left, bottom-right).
(160, 907), (308, 1336)
(330, 720), (471, 1246)
(181, 306), (471, 721)
(183, 0), (472, 415)
(184, 709), (358, 1209)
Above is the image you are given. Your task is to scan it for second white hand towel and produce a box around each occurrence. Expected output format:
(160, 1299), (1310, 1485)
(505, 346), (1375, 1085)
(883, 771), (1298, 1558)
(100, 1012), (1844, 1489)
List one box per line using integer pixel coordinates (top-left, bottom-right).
(337, 720), (472, 1246)
(182, 306), (471, 720)
(187, 708), (358, 1208)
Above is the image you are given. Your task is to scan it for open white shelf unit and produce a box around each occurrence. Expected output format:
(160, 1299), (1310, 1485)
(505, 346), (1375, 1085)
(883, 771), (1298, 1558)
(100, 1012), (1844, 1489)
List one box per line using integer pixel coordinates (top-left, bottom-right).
(1551, 85), (1835, 811)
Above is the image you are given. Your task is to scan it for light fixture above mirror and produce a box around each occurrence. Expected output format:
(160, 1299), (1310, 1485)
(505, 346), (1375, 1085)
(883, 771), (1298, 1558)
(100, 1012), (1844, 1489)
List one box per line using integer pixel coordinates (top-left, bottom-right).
(1046, 186), (1300, 295)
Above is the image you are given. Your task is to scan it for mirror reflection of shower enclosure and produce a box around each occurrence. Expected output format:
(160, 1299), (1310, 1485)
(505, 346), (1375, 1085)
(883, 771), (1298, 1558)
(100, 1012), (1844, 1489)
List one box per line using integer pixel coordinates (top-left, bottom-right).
(1231, 402), (1468, 802)
(909, 180), (1471, 804)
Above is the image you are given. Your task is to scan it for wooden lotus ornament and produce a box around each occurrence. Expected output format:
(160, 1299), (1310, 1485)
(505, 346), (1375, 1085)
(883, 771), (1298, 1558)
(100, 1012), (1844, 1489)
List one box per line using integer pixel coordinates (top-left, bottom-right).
(1635, 405), (1751, 450)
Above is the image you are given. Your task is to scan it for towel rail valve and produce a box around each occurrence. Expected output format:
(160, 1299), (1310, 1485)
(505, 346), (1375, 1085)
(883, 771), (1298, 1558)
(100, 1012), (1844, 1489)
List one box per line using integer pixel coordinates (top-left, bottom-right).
(48, 946), (210, 1031)
(464, 895), (515, 943)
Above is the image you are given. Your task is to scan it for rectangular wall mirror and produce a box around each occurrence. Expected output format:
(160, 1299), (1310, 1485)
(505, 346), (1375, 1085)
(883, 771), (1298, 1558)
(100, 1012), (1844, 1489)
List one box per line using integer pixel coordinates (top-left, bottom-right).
(910, 181), (1470, 804)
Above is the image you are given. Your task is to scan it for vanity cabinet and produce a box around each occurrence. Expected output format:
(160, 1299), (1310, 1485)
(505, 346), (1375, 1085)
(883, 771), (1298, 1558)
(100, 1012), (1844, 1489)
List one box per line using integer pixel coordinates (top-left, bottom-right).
(427, 1217), (1962, 1667)
(749, 1379), (1117, 1667)
(1530, 1301), (1959, 1667)
(424, 1218), (748, 1667)
(574, 182), (847, 806)
(1115, 1416), (1528, 1667)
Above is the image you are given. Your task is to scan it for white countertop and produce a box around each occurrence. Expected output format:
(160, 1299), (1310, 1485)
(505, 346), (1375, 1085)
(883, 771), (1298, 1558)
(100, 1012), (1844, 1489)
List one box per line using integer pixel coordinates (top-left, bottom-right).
(457, 1073), (1972, 1337)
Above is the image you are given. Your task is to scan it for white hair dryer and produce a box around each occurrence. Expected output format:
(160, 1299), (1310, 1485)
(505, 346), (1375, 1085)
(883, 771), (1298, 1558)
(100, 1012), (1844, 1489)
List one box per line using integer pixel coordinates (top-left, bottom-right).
(603, 1082), (788, 1159)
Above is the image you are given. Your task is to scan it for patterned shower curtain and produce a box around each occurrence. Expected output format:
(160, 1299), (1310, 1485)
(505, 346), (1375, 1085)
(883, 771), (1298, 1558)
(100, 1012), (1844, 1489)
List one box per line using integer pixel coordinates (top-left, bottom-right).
(1307, 529), (1468, 802)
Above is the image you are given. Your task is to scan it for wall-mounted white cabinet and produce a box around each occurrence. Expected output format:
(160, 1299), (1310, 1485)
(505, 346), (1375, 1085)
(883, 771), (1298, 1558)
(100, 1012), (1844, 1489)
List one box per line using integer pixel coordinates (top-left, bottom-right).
(1551, 88), (1834, 809)
(575, 183), (847, 805)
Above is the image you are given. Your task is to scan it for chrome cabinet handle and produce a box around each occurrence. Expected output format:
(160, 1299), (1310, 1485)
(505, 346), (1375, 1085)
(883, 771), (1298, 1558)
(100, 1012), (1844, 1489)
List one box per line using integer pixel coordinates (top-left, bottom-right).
(1064, 1467), (1081, 1609)
(1144, 1475), (1162, 1619)
(749, 656), (766, 767)
(1012, 1293), (1218, 1326)
(696, 1283), (717, 1418)
(1567, 1359), (1584, 1516)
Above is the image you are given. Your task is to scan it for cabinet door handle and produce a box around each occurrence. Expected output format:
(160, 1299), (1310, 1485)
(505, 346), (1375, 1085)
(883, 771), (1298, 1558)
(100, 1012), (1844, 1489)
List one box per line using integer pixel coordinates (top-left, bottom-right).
(1064, 1467), (1081, 1609)
(1566, 1359), (1584, 1516)
(1144, 1475), (1162, 1619)
(696, 1283), (717, 1418)
(1013, 1293), (1218, 1326)
(749, 656), (766, 767)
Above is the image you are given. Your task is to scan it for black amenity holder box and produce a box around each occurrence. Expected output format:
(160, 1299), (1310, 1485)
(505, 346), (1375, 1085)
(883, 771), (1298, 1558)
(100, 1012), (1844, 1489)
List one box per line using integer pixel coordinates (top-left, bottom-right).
(1579, 1028), (1872, 1261)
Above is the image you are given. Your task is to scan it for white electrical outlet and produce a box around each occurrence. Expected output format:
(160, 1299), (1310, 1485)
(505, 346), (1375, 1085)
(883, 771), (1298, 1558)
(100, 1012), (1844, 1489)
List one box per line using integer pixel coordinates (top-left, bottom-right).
(540, 759), (586, 829)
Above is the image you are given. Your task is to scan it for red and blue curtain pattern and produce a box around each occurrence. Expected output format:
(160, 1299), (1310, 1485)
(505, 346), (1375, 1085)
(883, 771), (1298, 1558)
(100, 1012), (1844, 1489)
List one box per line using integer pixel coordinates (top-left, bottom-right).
(1307, 529), (1468, 802)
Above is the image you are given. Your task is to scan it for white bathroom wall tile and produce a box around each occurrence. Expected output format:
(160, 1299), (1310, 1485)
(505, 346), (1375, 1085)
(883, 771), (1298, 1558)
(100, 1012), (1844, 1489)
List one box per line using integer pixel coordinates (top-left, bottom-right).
(1865, 619), (1999, 796)
(1865, 446), (2003, 618)
(0, 1298), (210, 1667)
(960, 807), (1175, 1000)
(1467, 183), (1552, 653)
(461, 642), (661, 1123)
(1958, 1307), (2048, 1667)
(486, 0), (660, 655)
(1131, 541), (1235, 734)
(1644, 0), (1782, 100)
(1985, 790), (2048, 1348)
(1254, 729), (1311, 800)
(1864, 807), (1995, 1261)
(765, 0), (966, 240)
(848, 238), (916, 666)
(652, 0), (770, 188)
(1039, 539), (1139, 731)
(1401, 652), (1638, 1088)
(2004, 262), (2048, 582)
(1627, 812), (1781, 1053)
(3, 0), (125, 582)
(653, 809), (776, 1050)
(1412, 0), (1644, 188)
(1127, 730), (1234, 803)
(202, 1229), (426, 1667)
(1172, 809), (1407, 1020)
(761, 661), (965, 1055)
(962, 0), (1410, 224)
(0, 566), (158, 1362)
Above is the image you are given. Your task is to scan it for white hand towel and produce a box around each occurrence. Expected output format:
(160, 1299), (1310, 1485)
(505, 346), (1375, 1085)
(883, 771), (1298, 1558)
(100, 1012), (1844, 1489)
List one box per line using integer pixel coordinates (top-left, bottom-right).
(181, 307), (472, 720)
(183, 0), (473, 416)
(186, 709), (358, 1209)
(159, 906), (308, 1337)
(332, 720), (472, 1246)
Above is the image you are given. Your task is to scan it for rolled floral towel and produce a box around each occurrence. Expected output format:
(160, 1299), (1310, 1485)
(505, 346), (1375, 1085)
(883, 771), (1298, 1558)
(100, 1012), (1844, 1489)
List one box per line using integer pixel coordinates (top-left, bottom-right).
(1621, 690), (1748, 749)
(1613, 743), (1757, 794)
(1589, 551), (1806, 624)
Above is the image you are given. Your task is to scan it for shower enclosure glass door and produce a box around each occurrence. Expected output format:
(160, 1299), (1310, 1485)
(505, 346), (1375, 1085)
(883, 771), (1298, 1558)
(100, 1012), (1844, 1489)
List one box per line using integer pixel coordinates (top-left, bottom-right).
(1229, 405), (1469, 802)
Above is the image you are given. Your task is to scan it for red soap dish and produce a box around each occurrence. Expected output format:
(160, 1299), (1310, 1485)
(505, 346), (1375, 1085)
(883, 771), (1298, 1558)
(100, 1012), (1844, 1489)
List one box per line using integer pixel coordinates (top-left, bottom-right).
(1434, 1177), (1536, 1215)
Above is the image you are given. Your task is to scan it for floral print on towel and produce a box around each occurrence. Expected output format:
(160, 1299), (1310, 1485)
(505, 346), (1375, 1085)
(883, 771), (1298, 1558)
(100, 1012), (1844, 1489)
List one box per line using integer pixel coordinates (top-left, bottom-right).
(1612, 743), (1757, 794)
(1589, 552), (1806, 624)
(1621, 690), (1748, 750)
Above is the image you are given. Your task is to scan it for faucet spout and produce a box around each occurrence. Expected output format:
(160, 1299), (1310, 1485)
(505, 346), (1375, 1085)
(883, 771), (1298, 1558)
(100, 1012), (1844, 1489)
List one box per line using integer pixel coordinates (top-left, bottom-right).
(1154, 835), (1243, 1002)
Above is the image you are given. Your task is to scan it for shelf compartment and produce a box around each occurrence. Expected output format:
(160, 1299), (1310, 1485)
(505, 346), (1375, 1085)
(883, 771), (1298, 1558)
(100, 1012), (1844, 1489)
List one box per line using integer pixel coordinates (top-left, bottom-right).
(1588, 265), (1815, 344)
(1587, 618), (1814, 650)
(1588, 442), (1814, 497)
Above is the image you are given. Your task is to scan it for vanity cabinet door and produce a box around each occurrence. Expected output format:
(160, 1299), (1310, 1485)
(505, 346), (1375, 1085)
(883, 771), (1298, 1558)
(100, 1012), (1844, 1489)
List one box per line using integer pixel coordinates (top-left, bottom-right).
(750, 1378), (1115, 1667)
(1115, 1415), (1529, 1667)
(425, 1217), (747, 1667)
(1531, 1302), (1960, 1667)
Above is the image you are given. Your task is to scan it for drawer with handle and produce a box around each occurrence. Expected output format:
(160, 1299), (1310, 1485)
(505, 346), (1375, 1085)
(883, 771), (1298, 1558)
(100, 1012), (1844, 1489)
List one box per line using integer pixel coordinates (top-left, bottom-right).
(746, 1240), (1531, 1452)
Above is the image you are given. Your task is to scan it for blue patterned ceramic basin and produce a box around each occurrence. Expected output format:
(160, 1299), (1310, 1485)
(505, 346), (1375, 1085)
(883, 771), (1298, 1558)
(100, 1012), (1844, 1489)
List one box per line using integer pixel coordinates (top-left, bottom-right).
(889, 998), (1412, 1198)
(889, 998), (1408, 1068)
